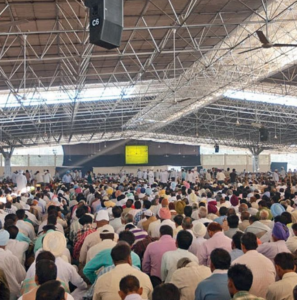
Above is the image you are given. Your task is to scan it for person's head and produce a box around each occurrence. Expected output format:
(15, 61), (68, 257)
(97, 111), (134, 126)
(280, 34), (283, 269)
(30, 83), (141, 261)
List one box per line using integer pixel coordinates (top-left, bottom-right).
(219, 207), (228, 216)
(35, 260), (57, 285)
(227, 264), (253, 297)
(112, 206), (122, 218)
(184, 206), (192, 218)
(232, 231), (243, 250)
(198, 207), (207, 218)
(240, 211), (250, 222)
(36, 251), (55, 263)
(259, 209), (269, 220)
(274, 252), (296, 279)
(227, 215), (239, 229)
(99, 225), (115, 241)
(47, 214), (57, 225)
(118, 275), (143, 300)
(292, 223), (297, 236)
(182, 217), (193, 230)
(207, 222), (222, 238)
(143, 200), (151, 210)
(16, 209), (25, 220)
(111, 242), (132, 266)
(272, 222), (290, 241)
(6, 225), (18, 239)
(36, 280), (65, 300)
(176, 257), (192, 269)
(160, 225), (173, 237)
(78, 215), (93, 226)
(75, 207), (86, 219)
(240, 232), (258, 253)
(210, 248), (231, 272)
(4, 214), (17, 224)
(126, 199), (133, 208)
(249, 215), (259, 224)
(118, 231), (135, 247)
(176, 230), (193, 250)
(152, 284), (180, 300)
(95, 210), (109, 227)
(173, 215), (183, 227)
(134, 201), (141, 210)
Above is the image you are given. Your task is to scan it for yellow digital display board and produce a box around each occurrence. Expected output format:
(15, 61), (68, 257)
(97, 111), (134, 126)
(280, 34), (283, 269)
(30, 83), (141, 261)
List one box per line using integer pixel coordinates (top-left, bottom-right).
(125, 145), (148, 165)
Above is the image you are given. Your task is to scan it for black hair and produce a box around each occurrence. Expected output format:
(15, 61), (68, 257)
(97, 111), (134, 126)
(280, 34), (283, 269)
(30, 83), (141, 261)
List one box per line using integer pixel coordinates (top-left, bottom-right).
(16, 209), (25, 220)
(210, 248), (231, 269)
(47, 214), (57, 225)
(232, 231), (243, 250)
(274, 252), (295, 270)
(173, 215), (183, 226)
(227, 215), (239, 228)
(76, 207), (86, 219)
(160, 225), (173, 237)
(120, 275), (140, 294)
(36, 280), (65, 300)
(79, 215), (93, 226)
(228, 264), (253, 292)
(143, 200), (151, 210)
(111, 243), (131, 263)
(6, 225), (18, 239)
(176, 230), (193, 250)
(241, 232), (258, 250)
(36, 260), (57, 285)
(119, 231), (135, 246)
(4, 214), (17, 222)
(112, 206), (122, 218)
(152, 284), (180, 300)
(36, 251), (56, 263)
(184, 206), (192, 218)
(134, 201), (141, 209)
(219, 207), (228, 216)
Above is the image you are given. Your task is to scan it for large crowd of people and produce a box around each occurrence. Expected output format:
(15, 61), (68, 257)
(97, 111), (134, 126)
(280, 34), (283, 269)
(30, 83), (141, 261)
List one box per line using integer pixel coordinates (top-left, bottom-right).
(0, 166), (297, 300)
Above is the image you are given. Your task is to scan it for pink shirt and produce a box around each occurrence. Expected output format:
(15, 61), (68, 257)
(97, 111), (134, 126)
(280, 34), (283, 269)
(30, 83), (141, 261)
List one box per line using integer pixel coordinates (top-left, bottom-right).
(197, 231), (232, 266)
(142, 235), (177, 279)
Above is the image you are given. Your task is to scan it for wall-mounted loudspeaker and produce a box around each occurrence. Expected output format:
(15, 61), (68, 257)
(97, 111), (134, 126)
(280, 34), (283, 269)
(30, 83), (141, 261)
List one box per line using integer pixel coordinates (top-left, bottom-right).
(214, 145), (219, 153)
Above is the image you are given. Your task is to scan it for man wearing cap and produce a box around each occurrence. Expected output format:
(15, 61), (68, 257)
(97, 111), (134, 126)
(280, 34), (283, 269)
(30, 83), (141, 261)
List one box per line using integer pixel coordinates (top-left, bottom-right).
(79, 210), (118, 265)
(257, 222), (291, 261)
(0, 229), (26, 299)
(86, 225), (116, 262)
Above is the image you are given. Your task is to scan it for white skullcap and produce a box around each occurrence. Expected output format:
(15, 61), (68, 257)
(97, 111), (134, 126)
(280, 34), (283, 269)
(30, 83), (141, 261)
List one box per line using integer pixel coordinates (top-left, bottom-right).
(193, 222), (207, 238)
(96, 210), (109, 221)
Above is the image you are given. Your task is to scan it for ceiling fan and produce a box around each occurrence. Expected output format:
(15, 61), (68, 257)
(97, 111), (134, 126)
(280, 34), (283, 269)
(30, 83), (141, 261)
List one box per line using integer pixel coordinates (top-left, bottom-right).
(239, 30), (297, 54)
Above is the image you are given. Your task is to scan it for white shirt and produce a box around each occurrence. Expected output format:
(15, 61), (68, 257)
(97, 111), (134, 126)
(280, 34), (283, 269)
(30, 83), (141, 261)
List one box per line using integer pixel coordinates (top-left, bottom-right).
(86, 239), (117, 262)
(148, 220), (161, 238)
(26, 257), (87, 290)
(232, 250), (275, 298)
(110, 218), (123, 232)
(161, 248), (198, 283)
(0, 248), (26, 298)
(93, 263), (153, 300)
(6, 239), (29, 265)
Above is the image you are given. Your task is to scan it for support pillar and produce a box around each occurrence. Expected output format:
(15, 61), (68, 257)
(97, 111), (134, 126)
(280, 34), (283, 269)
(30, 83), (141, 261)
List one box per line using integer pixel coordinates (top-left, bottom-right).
(0, 147), (14, 179)
(249, 146), (263, 173)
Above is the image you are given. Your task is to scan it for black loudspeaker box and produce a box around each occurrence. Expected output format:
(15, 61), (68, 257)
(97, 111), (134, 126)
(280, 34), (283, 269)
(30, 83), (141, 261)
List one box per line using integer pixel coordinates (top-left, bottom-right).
(85, 0), (123, 49)
(259, 128), (269, 142)
(215, 145), (219, 153)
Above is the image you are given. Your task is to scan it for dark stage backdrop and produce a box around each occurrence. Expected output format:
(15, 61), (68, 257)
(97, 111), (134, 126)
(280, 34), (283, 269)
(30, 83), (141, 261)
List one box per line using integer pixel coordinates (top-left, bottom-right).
(63, 140), (201, 168)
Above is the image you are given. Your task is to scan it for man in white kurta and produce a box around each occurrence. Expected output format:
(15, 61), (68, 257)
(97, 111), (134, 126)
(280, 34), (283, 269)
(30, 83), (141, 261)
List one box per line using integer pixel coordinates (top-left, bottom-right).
(148, 169), (154, 186)
(15, 170), (27, 193)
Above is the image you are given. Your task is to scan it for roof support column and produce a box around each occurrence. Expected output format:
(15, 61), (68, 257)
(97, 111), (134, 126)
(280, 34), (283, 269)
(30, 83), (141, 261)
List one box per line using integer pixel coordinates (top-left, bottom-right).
(249, 146), (263, 173)
(0, 147), (14, 179)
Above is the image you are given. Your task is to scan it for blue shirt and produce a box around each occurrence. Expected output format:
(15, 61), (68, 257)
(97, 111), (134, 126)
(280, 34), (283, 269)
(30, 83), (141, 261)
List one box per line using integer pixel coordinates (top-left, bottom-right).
(83, 249), (141, 283)
(213, 216), (227, 225)
(16, 232), (31, 244)
(195, 272), (230, 300)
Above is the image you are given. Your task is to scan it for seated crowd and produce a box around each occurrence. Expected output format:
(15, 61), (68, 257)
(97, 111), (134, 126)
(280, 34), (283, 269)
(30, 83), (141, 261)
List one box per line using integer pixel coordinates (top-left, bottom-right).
(1, 167), (297, 300)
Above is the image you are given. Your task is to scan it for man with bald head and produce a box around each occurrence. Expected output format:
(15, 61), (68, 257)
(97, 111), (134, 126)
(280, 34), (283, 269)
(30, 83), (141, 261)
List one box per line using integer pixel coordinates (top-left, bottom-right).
(197, 222), (232, 266)
(239, 211), (250, 232)
(259, 210), (273, 229)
